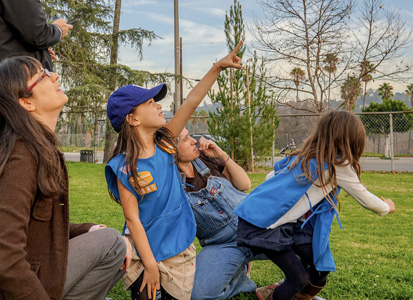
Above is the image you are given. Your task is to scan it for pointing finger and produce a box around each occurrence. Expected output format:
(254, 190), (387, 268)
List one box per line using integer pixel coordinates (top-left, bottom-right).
(232, 40), (243, 54)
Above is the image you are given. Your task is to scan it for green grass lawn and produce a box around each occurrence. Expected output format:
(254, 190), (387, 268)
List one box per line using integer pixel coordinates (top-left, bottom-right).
(66, 162), (413, 299)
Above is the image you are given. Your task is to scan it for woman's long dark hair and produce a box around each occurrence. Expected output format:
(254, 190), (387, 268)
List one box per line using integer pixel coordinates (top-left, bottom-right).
(108, 105), (178, 204)
(289, 111), (365, 208)
(0, 56), (66, 197)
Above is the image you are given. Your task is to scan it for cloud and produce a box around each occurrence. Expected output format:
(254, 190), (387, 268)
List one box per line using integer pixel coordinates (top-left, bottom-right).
(189, 7), (226, 18)
(131, 11), (174, 26)
(124, 0), (156, 7)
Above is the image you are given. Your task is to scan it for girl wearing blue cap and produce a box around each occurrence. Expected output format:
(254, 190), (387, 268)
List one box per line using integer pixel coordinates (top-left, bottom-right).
(105, 41), (242, 300)
(233, 111), (395, 300)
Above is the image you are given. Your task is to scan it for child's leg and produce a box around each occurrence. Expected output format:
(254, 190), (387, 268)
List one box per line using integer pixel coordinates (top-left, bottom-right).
(262, 248), (308, 300)
(130, 272), (178, 300)
(130, 273), (150, 300)
(293, 243), (329, 286)
(160, 286), (177, 300)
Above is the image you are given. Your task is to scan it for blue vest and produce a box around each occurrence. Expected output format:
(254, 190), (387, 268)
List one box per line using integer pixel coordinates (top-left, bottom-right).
(233, 156), (342, 272)
(181, 157), (247, 247)
(105, 145), (196, 262)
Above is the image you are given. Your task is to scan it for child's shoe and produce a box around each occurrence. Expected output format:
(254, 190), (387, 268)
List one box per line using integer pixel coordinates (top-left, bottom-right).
(255, 279), (284, 300)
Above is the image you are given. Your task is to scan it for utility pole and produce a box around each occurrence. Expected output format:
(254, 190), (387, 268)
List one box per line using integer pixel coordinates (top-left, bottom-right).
(180, 37), (183, 105)
(174, 0), (181, 114)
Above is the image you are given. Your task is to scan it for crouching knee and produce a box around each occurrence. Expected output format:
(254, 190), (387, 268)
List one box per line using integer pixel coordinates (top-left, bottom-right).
(101, 227), (127, 264)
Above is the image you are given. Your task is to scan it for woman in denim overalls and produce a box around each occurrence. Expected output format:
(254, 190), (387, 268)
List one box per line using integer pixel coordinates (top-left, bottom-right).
(176, 128), (266, 300)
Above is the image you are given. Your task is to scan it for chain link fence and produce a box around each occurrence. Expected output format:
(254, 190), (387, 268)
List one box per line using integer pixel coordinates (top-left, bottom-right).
(272, 112), (413, 172)
(58, 112), (413, 172)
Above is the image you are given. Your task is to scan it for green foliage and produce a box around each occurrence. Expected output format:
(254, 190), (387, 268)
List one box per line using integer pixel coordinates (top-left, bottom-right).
(41, 0), (167, 134)
(361, 100), (413, 135)
(378, 82), (394, 101)
(207, 0), (278, 170)
(340, 75), (362, 112)
(405, 83), (413, 107)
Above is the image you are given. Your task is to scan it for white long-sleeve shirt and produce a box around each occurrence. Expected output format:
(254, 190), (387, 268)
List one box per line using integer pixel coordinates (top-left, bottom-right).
(267, 162), (390, 229)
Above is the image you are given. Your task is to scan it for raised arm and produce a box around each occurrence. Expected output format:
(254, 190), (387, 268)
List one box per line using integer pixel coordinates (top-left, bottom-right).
(166, 41), (243, 137)
(117, 179), (159, 299)
(336, 164), (395, 215)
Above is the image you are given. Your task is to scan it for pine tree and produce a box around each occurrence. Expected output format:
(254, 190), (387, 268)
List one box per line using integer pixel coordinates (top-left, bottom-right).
(207, 0), (278, 170)
(41, 0), (167, 159)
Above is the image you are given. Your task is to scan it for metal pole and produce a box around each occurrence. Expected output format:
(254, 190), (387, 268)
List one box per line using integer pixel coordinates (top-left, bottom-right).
(272, 128), (275, 167)
(174, 0), (181, 114)
(180, 37), (183, 105)
(389, 113), (394, 172)
(246, 65), (254, 172)
(94, 121), (98, 164)
(230, 68), (234, 160)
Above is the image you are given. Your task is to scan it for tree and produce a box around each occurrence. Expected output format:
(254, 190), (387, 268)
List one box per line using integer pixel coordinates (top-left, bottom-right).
(405, 84), (413, 107)
(354, 0), (411, 84)
(290, 67), (306, 101)
(361, 100), (413, 157)
(207, 0), (278, 171)
(41, 0), (167, 159)
(103, 0), (122, 162)
(252, 0), (354, 113)
(340, 75), (362, 112)
(360, 60), (375, 109)
(323, 53), (338, 110)
(378, 82), (394, 101)
(252, 0), (411, 113)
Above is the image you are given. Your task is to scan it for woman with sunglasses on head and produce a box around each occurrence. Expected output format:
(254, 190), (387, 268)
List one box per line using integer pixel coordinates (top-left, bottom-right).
(0, 56), (132, 300)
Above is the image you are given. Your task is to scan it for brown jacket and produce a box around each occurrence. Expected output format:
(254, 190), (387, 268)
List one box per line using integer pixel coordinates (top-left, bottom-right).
(0, 142), (94, 300)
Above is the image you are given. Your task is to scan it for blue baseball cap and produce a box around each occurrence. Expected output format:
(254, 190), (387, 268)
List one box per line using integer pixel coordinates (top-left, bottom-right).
(107, 83), (167, 132)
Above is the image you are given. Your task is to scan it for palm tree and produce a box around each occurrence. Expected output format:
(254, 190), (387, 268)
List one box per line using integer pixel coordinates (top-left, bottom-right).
(405, 83), (413, 107)
(360, 60), (375, 109)
(323, 53), (338, 110)
(378, 82), (394, 101)
(290, 67), (306, 101)
(341, 75), (362, 112)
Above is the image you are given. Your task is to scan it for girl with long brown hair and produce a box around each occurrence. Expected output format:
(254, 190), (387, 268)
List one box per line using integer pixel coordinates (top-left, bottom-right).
(234, 111), (395, 300)
(105, 42), (243, 300)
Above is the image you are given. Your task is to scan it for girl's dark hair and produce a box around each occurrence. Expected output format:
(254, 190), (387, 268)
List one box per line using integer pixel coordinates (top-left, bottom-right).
(0, 56), (66, 197)
(108, 106), (178, 204)
(289, 111), (365, 207)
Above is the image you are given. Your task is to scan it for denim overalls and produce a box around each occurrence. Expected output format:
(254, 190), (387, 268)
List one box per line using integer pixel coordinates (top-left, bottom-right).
(181, 158), (265, 300)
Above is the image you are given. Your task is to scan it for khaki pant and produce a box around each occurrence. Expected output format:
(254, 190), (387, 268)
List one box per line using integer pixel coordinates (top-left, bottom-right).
(62, 228), (126, 300)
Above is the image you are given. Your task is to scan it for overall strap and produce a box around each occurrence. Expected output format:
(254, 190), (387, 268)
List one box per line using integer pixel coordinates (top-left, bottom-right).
(192, 157), (211, 177)
(179, 172), (195, 189)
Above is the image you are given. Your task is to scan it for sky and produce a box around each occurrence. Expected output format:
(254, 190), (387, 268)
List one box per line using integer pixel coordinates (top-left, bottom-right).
(118, 0), (413, 108)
